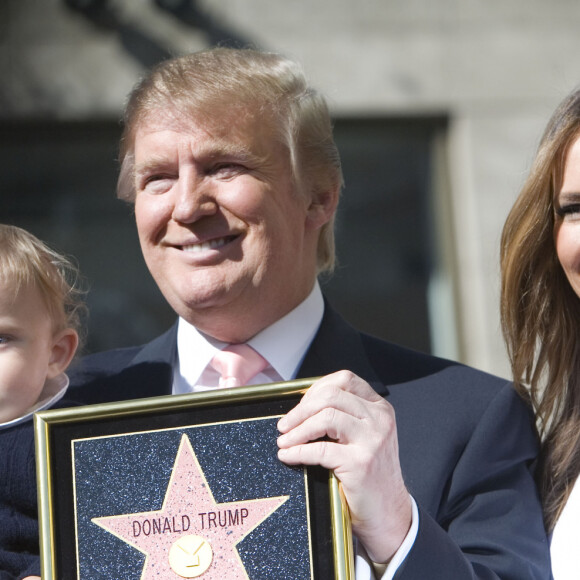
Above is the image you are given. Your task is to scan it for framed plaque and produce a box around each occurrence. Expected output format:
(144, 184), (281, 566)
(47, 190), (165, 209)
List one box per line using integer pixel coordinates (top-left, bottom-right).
(35, 379), (354, 580)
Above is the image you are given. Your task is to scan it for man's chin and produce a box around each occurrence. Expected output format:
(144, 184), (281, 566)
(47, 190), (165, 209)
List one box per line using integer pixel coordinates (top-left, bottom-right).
(162, 280), (235, 315)
(171, 289), (239, 322)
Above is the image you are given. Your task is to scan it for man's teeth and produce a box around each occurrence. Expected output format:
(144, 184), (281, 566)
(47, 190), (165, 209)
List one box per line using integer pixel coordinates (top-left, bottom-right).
(182, 238), (228, 252)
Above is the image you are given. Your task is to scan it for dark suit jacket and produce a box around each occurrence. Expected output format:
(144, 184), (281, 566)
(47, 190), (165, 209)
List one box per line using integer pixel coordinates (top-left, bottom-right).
(67, 306), (551, 579)
(0, 398), (81, 580)
(0, 421), (40, 580)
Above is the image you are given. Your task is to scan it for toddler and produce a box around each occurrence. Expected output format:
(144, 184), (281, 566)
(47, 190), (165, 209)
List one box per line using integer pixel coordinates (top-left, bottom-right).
(0, 224), (86, 579)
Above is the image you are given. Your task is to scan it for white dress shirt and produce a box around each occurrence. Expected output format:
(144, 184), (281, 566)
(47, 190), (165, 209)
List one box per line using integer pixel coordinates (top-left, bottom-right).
(172, 282), (324, 393)
(551, 475), (580, 579)
(172, 281), (418, 579)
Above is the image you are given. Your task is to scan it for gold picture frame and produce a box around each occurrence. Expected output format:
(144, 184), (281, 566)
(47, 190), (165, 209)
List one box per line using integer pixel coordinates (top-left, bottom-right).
(35, 379), (353, 579)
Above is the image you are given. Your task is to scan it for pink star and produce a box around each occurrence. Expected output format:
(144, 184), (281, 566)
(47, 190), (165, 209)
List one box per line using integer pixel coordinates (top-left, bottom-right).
(93, 434), (289, 579)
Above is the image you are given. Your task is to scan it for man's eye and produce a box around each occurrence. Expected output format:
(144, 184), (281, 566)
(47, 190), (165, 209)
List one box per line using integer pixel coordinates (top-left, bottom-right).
(211, 163), (246, 179)
(140, 175), (173, 194)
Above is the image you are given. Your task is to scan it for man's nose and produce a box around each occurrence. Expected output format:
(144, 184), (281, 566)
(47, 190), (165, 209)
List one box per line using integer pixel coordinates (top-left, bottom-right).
(171, 173), (218, 223)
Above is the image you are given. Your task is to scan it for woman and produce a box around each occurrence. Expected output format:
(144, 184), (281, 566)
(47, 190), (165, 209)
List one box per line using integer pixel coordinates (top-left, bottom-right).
(501, 87), (580, 578)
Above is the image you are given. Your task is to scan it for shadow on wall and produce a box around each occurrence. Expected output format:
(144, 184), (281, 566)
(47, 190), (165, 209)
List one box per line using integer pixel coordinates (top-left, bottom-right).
(63, 0), (257, 69)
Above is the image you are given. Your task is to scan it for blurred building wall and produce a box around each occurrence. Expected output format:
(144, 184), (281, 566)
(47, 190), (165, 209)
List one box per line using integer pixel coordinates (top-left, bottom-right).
(2, 0), (580, 377)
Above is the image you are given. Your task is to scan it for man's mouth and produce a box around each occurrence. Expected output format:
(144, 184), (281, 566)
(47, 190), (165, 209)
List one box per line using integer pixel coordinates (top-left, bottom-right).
(181, 235), (237, 253)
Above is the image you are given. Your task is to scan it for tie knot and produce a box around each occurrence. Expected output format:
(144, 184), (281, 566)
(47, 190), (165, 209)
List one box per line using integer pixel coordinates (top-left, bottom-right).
(210, 344), (268, 388)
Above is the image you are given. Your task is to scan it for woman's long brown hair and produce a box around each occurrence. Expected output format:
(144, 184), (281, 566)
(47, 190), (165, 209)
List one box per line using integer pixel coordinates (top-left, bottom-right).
(500, 88), (580, 531)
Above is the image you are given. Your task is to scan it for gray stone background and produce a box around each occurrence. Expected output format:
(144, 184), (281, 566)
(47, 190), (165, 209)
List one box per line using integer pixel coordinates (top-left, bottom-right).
(2, 0), (580, 378)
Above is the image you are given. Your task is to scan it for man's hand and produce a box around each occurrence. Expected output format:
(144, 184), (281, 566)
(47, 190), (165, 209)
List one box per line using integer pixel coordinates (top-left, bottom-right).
(277, 370), (412, 564)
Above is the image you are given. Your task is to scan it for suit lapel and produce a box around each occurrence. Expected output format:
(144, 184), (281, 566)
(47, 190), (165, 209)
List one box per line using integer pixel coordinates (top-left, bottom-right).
(297, 304), (388, 397)
(124, 323), (178, 399)
(132, 323), (178, 367)
(132, 309), (390, 398)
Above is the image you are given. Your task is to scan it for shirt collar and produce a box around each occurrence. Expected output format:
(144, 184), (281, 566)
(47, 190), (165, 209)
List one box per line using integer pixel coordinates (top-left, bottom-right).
(175, 281), (324, 387)
(0, 372), (69, 430)
(248, 281), (324, 380)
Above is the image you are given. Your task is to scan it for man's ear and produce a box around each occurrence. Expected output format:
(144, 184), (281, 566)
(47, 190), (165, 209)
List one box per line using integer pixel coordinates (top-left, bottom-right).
(306, 182), (340, 231)
(47, 329), (79, 379)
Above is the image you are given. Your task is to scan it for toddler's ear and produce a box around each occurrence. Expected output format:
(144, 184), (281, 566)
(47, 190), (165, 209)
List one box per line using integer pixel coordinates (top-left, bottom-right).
(48, 329), (79, 379)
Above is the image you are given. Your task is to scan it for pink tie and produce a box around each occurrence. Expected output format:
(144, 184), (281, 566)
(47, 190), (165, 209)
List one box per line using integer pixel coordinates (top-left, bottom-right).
(210, 344), (268, 388)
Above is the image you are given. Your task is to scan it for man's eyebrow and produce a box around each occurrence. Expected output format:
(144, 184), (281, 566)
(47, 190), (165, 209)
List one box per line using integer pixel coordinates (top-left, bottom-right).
(134, 156), (173, 178)
(203, 142), (261, 163)
(134, 143), (259, 170)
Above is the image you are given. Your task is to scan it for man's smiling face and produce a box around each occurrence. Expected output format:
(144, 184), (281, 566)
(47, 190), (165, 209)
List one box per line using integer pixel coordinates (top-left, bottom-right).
(133, 108), (324, 342)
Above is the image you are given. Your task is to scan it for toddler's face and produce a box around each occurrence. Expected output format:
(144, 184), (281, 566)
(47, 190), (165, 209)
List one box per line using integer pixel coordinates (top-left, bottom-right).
(0, 280), (60, 422)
